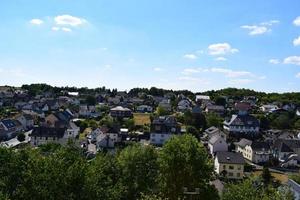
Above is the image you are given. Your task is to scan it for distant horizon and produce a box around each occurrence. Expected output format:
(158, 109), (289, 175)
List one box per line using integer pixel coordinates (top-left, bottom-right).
(1, 83), (299, 94)
(1, 1), (300, 93)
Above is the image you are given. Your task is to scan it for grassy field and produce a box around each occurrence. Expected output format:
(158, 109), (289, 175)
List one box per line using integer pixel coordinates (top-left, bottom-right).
(253, 171), (289, 183)
(133, 113), (151, 126)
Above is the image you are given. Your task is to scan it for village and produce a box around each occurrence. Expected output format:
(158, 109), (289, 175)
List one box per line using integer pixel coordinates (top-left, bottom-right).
(1, 84), (300, 197)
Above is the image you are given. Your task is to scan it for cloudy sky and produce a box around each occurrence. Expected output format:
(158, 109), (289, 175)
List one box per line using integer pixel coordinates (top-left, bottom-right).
(1, 0), (300, 92)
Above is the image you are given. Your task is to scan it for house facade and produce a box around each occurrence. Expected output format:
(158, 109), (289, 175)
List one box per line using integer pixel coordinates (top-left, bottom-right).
(214, 152), (245, 179)
(30, 126), (77, 146)
(208, 135), (228, 156)
(235, 138), (271, 164)
(150, 116), (181, 146)
(223, 114), (260, 136)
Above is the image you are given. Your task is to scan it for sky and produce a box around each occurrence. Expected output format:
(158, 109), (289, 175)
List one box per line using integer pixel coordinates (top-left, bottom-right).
(0, 0), (300, 93)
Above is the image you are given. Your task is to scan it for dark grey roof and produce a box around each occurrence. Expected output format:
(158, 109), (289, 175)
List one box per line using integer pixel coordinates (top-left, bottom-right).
(235, 138), (252, 148)
(224, 114), (259, 127)
(235, 139), (270, 151)
(216, 152), (245, 164)
(251, 141), (270, 151)
(31, 126), (66, 138)
(274, 139), (300, 153)
(209, 135), (223, 145)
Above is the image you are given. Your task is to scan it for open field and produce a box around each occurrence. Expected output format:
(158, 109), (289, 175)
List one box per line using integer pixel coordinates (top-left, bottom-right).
(253, 171), (289, 183)
(133, 113), (151, 126)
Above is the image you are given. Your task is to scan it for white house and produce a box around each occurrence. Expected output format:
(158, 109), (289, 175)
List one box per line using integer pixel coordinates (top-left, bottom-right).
(208, 135), (228, 156)
(150, 116), (181, 146)
(260, 104), (279, 113)
(235, 138), (271, 164)
(30, 126), (77, 146)
(223, 114), (260, 136)
(214, 152), (245, 179)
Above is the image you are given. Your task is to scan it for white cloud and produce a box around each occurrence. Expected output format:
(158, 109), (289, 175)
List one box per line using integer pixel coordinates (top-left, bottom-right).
(52, 27), (60, 31)
(269, 59), (280, 64)
(178, 76), (210, 84)
(228, 79), (254, 85)
(183, 54), (198, 60)
(241, 25), (268, 35)
(208, 43), (239, 55)
(210, 67), (253, 78)
(154, 67), (164, 72)
(181, 68), (202, 75)
(54, 15), (87, 26)
(283, 56), (300, 65)
(293, 36), (300, 46)
(30, 19), (44, 25)
(215, 57), (227, 61)
(295, 73), (300, 78)
(61, 27), (72, 32)
(293, 16), (300, 26)
(260, 20), (280, 26)
(241, 20), (279, 35)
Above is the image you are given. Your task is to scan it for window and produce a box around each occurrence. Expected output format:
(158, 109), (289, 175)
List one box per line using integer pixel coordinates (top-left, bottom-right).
(237, 166), (241, 170)
(237, 173), (240, 177)
(223, 165), (226, 170)
(45, 137), (48, 140)
(229, 166), (234, 170)
(228, 172), (233, 176)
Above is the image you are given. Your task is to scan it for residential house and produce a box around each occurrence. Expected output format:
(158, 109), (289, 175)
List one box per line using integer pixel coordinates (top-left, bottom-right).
(260, 104), (279, 113)
(235, 138), (271, 164)
(30, 126), (77, 146)
(79, 105), (101, 118)
(214, 152), (245, 179)
(204, 126), (227, 141)
(16, 114), (34, 130)
(208, 135), (228, 156)
(110, 106), (132, 118)
(195, 95), (210, 104)
(45, 111), (73, 128)
(177, 99), (192, 112)
(0, 119), (23, 140)
(205, 105), (225, 115)
(191, 105), (202, 114)
(223, 114), (260, 136)
(150, 116), (181, 146)
(158, 99), (172, 112)
(96, 129), (120, 149)
(273, 139), (300, 167)
(136, 105), (153, 113)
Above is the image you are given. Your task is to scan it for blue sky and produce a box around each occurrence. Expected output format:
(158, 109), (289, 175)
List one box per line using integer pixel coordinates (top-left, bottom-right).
(1, 0), (300, 92)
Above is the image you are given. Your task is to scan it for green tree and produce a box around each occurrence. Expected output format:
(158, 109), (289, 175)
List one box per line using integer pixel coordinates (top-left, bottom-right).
(222, 178), (293, 200)
(156, 106), (169, 116)
(85, 153), (122, 200)
(261, 166), (272, 186)
(294, 119), (300, 129)
(215, 97), (226, 107)
(271, 114), (291, 129)
(158, 134), (218, 200)
(117, 144), (159, 200)
(86, 95), (96, 106)
(206, 113), (223, 128)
